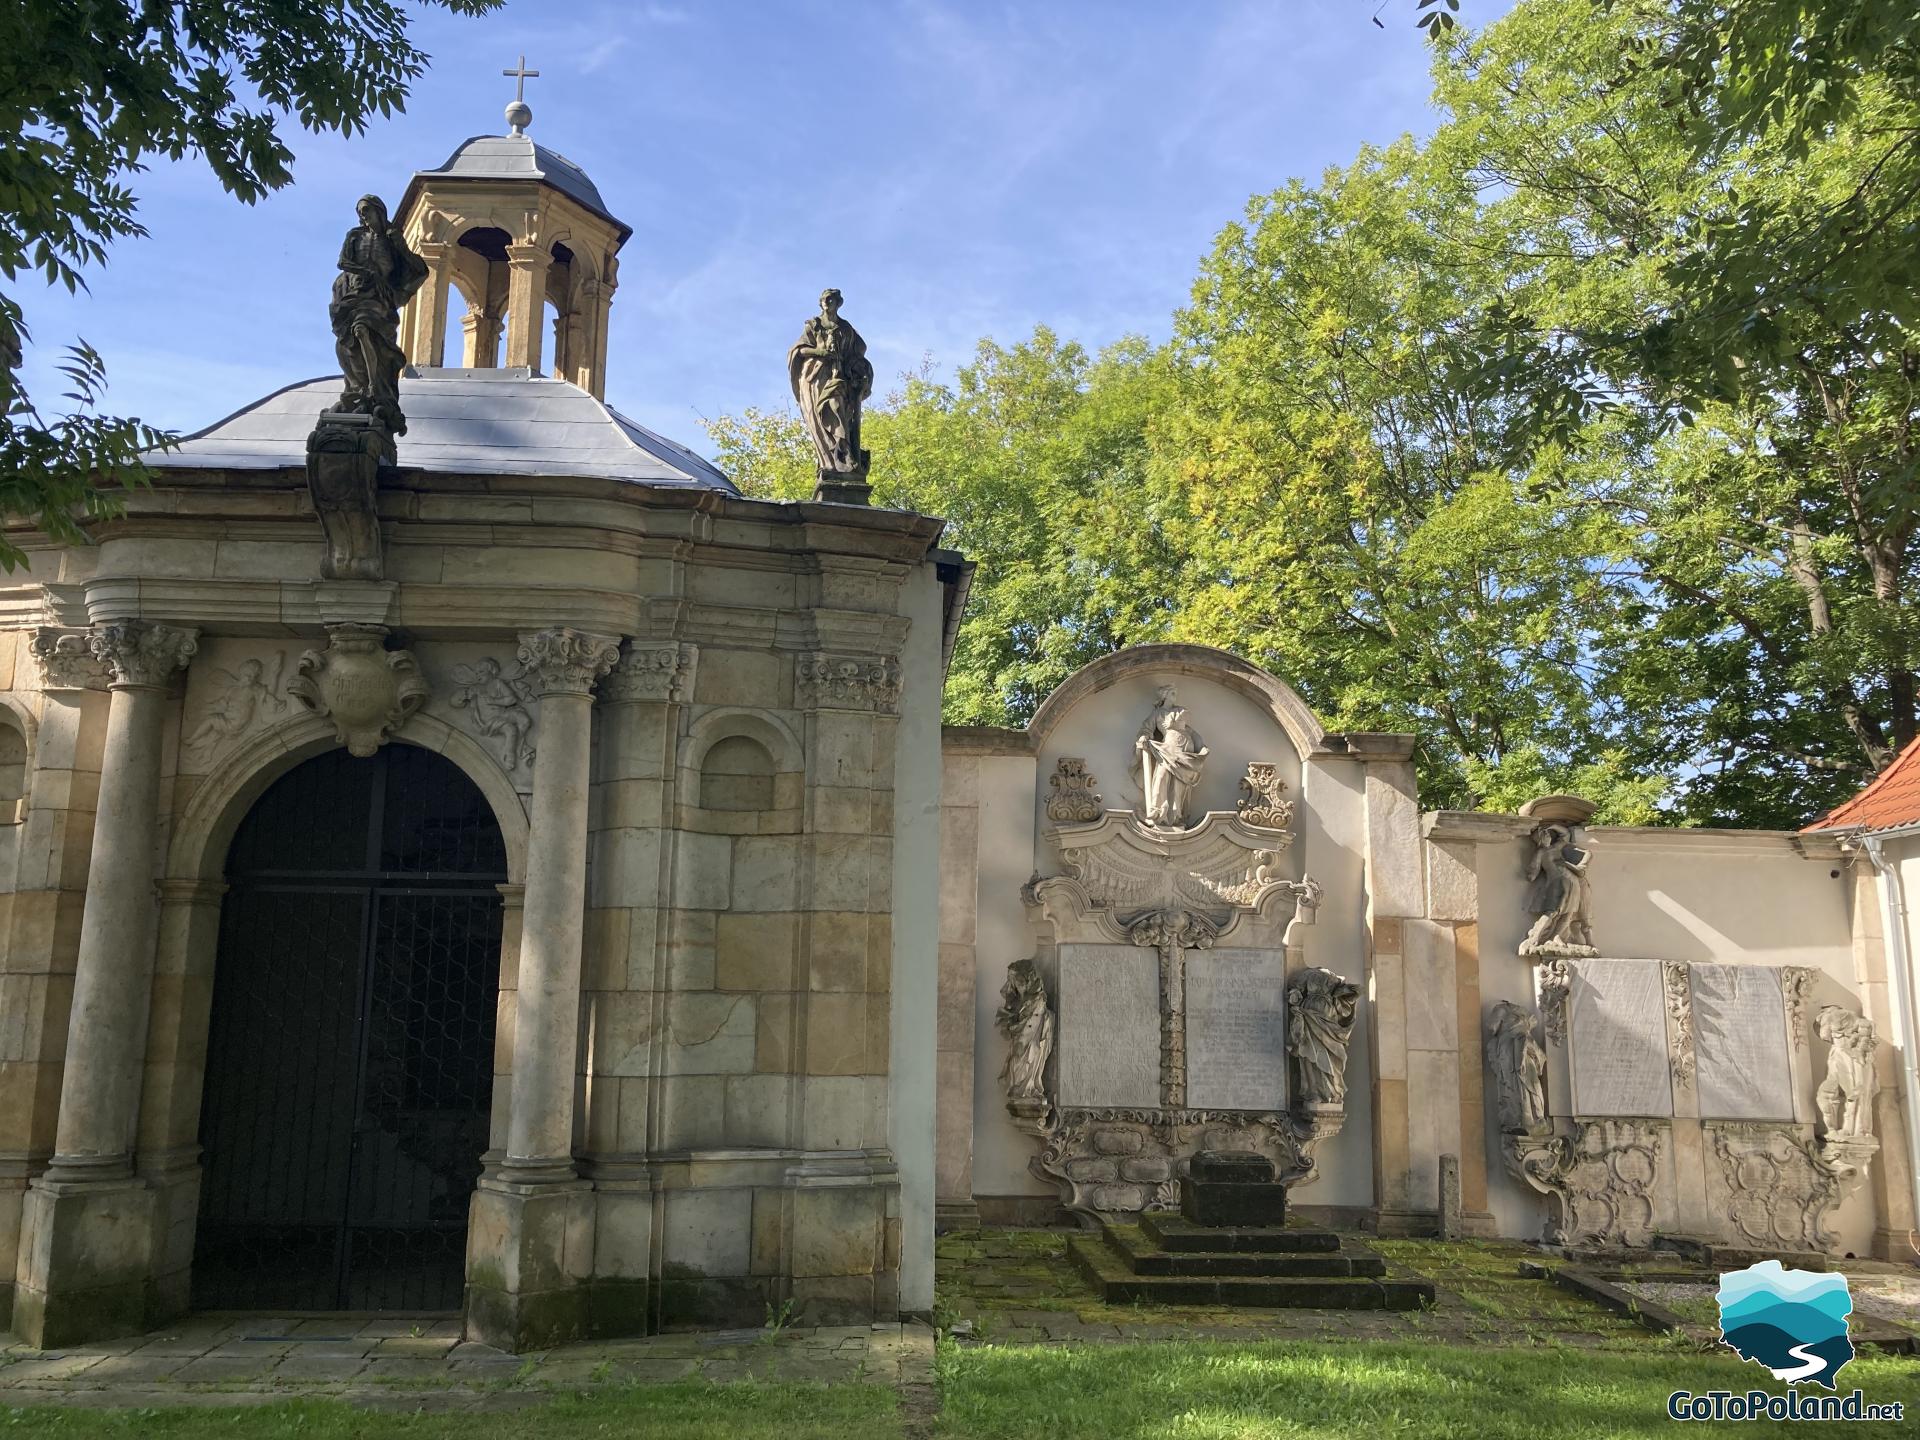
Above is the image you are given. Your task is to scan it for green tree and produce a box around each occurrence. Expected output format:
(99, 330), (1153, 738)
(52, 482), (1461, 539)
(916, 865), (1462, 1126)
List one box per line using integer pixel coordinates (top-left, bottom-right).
(0, 0), (501, 570)
(1437, 0), (1920, 821)
(709, 331), (1180, 726)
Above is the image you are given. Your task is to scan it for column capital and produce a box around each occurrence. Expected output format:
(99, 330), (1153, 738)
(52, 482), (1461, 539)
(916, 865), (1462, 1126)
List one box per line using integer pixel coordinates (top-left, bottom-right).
(90, 621), (198, 691)
(30, 627), (111, 692)
(515, 628), (622, 698)
(505, 241), (552, 269)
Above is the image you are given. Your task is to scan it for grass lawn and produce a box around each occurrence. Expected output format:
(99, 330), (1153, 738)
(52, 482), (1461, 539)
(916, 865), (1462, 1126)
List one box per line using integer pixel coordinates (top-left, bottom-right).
(0, 1380), (901, 1439)
(935, 1338), (1920, 1439)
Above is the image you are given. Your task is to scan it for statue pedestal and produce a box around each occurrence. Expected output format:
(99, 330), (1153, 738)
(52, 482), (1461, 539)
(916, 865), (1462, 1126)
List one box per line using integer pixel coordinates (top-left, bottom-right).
(1180, 1151), (1289, 1228)
(812, 473), (872, 505)
(306, 414), (387, 581)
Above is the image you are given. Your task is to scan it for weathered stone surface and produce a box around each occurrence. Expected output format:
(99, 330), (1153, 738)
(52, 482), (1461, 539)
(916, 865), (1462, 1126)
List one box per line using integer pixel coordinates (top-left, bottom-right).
(1184, 948), (1286, 1111)
(1689, 963), (1793, 1122)
(1055, 944), (1160, 1109)
(1567, 959), (1673, 1118)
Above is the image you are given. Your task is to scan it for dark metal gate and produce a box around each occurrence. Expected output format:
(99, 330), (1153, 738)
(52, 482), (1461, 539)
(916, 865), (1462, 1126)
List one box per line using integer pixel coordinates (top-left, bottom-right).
(193, 745), (507, 1311)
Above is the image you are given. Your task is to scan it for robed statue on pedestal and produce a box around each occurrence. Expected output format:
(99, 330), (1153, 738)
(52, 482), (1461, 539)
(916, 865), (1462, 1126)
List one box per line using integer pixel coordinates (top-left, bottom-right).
(328, 194), (428, 440)
(788, 288), (874, 481)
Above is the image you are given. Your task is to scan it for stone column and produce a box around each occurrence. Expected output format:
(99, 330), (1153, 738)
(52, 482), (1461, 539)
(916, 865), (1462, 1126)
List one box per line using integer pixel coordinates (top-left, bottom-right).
(504, 243), (553, 373)
(467, 627), (619, 1352)
(462, 307), (503, 368)
(14, 620), (196, 1346)
(407, 241), (453, 368)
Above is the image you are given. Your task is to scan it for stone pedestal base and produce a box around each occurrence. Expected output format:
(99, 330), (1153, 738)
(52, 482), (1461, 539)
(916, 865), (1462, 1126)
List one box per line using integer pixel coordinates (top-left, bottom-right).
(1367, 1207), (1439, 1237)
(1180, 1152), (1288, 1228)
(306, 415), (386, 581)
(812, 477), (872, 505)
(12, 1179), (158, 1348)
(464, 1178), (595, 1352)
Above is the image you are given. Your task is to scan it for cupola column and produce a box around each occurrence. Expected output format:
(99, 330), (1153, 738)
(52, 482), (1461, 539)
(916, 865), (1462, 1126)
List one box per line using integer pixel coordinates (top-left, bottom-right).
(504, 242), (552, 373)
(406, 240), (454, 368)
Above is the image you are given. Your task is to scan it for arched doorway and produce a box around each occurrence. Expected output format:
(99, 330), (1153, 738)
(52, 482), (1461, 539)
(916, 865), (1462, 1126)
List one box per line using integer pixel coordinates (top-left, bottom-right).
(192, 745), (507, 1312)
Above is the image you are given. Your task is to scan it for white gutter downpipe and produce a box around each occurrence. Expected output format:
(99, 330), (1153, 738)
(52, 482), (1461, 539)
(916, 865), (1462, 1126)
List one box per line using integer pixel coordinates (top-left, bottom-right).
(1855, 832), (1920, 1254)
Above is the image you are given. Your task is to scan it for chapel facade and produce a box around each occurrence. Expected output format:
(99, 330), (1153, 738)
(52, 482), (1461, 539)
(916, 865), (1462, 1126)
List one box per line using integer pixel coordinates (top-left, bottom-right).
(0, 102), (957, 1349)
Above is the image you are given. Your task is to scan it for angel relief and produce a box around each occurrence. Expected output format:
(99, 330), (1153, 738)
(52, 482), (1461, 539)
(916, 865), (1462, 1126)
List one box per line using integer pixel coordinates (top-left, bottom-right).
(186, 652), (287, 759)
(451, 657), (536, 775)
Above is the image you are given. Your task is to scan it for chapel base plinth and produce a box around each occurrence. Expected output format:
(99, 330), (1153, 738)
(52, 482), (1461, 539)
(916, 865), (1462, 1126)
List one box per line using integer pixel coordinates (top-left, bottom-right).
(11, 1181), (160, 1349)
(464, 1180), (595, 1353)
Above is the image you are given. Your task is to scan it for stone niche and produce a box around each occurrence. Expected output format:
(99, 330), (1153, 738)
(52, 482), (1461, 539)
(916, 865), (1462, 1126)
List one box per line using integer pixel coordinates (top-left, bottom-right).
(1493, 939), (1877, 1254)
(996, 679), (1354, 1218)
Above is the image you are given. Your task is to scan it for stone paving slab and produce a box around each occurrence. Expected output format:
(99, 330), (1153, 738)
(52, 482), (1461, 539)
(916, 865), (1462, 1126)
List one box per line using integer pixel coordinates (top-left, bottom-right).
(0, 1315), (934, 1411)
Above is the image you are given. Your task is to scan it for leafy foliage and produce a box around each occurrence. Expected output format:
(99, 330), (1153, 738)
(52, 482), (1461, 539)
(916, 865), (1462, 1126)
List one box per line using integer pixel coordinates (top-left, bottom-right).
(0, 0), (501, 570)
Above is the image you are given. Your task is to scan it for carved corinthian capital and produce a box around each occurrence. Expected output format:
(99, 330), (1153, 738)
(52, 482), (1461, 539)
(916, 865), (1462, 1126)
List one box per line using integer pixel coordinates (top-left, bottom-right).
(89, 621), (199, 690)
(515, 628), (622, 698)
(31, 627), (112, 691)
(601, 642), (698, 704)
(795, 652), (902, 712)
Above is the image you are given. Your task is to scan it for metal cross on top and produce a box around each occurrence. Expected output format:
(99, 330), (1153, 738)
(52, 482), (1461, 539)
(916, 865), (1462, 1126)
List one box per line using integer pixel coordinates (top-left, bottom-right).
(503, 54), (541, 103)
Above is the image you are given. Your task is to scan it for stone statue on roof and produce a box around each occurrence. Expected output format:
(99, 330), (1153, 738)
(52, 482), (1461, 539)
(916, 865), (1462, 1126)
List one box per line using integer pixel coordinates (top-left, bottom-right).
(328, 194), (428, 443)
(788, 288), (874, 487)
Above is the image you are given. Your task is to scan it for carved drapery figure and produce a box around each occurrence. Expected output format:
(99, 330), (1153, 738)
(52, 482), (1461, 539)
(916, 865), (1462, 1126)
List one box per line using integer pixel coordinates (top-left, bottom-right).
(186, 653), (286, 758)
(451, 657), (536, 774)
(328, 194), (428, 437)
(1519, 821), (1596, 958)
(1486, 1000), (1550, 1135)
(1286, 967), (1358, 1108)
(1134, 685), (1209, 830)
(997, 959), (1054, 1122)
(788, 288), (874, 480)
(1815, 1004), (1876, 1138)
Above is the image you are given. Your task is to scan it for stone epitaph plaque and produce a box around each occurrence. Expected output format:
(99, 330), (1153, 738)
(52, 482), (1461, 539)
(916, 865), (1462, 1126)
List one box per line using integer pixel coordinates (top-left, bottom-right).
(1568, 958), (1675, 1117)
(1184, 947), (1287, 1111)
(1056, 943), (1161, 1108)
(1690, 963), (1794, 1121)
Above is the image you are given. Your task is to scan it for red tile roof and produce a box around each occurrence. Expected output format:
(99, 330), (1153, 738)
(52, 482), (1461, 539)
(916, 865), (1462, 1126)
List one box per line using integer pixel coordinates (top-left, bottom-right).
(1805, 735), (1920, 832)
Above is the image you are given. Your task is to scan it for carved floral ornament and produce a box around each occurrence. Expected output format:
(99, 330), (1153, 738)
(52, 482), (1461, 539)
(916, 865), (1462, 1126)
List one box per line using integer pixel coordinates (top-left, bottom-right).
(1662, 961), (1696, 1090)
(795, 651), (902, 713)
(515, 628), (622, 697)
(602, 643), (698, 705)
(289, 624), (428, 758)
(31, 627), (112, 691)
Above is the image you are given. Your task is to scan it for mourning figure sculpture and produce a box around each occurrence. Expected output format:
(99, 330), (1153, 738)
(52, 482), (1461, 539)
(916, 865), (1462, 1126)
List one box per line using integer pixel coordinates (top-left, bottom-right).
(788, 288), (874, 485)
(1134, 685), (1209, 829)
(1287, 966), (1359, 1109)
(1486, 1000), (1550, 1135)
(996, 959), (1055, 1121)
(328, 194), (428, 445)
(1815, 1004), (1877, 1138)
(1519, 821), (1596, 958)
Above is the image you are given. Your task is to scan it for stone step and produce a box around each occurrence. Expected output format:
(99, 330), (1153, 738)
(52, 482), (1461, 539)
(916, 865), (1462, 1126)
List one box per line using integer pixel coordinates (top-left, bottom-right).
(1069, 1235), (1435, 1311)
(1101, 1224), (1385, 1278)
(1140, 1211), (1340, 1253)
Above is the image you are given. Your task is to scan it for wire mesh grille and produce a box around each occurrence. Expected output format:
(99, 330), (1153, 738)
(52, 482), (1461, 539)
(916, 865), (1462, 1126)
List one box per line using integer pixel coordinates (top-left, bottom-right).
(194, 746), (506, 1313)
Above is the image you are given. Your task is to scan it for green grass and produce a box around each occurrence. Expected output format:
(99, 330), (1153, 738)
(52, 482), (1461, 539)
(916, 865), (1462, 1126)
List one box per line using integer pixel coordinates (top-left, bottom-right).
(0, 1380), (902, 1439)
(935, 1338), (1920, 1439)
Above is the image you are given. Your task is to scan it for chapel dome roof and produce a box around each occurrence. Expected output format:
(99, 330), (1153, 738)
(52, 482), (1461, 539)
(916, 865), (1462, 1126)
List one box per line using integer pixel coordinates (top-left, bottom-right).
(144, 368), (737, 491)
(407, 133), (631, 241)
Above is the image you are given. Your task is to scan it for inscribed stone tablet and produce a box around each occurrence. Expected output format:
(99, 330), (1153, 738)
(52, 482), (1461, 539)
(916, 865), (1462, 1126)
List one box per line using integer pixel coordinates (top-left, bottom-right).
(1690, 963), (1794, 1121)
(1056, 944), (1161, 1108)
(1568, 958), (1674, 1117)
(1184, 948), (1287, 1111)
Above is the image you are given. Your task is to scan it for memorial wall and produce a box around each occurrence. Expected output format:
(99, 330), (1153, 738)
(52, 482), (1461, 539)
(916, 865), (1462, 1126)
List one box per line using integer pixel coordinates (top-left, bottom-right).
(938, 644), (1916, 1261)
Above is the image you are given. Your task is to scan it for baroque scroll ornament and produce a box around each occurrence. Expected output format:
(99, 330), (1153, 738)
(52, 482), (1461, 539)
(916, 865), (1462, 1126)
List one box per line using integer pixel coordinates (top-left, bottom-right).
(289, 624), (429, 758)
(1237, 762), (1294, 829)
(1045, 756), (1104, 824)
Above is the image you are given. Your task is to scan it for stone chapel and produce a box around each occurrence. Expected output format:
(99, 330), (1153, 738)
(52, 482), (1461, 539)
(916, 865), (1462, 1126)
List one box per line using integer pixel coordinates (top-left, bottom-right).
(2, 92), (1916, 1357)
(0, 97), (959, 1350)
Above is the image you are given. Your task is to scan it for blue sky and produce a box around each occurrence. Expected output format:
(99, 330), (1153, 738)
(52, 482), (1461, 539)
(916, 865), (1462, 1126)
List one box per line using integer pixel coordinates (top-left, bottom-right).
(17, 0), (1497, 454)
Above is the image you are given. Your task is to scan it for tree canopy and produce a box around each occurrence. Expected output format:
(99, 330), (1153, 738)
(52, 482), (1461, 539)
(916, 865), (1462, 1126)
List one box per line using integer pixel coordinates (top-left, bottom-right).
(0, 0), (500, 570)
(714, 0), (1919, 828)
